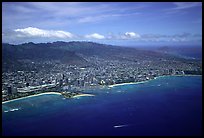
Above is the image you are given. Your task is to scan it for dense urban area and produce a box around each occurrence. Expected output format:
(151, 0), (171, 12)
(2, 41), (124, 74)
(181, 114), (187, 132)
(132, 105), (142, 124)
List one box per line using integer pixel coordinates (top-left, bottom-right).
(2, 42), (202, 102)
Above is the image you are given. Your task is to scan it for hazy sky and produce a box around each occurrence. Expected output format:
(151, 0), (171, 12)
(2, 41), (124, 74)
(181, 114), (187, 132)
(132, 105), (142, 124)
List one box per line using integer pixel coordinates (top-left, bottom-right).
(2, 2), (202, 46)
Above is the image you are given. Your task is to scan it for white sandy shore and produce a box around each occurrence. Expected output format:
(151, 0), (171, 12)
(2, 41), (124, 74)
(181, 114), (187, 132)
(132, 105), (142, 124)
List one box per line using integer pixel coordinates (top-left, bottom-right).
(155, 74), (202, 79)
(73, 94), (95, 98)
(109, 80), (150, 88)
(2, 92), (61, 104)
(108, 74), (201, 88)
(172, 74), (202, 76)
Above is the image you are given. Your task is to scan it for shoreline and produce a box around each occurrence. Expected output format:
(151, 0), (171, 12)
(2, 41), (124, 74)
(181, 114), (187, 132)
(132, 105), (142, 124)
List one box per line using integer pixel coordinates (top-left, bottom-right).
(2, 74), (201, 103)
(108, 81), (149, 88)
(73, 94), (95, 98)
(108, 74), (202, 88)
(2, 92), (61, 104)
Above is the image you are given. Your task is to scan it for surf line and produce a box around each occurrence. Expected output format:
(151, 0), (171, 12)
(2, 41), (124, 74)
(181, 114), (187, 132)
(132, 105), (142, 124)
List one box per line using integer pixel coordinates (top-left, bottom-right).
(113, 124), (129, 128)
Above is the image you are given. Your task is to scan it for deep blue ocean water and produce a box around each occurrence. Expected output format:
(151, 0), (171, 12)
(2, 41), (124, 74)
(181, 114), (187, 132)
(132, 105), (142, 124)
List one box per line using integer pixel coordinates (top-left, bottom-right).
(2, 76), (202, 136)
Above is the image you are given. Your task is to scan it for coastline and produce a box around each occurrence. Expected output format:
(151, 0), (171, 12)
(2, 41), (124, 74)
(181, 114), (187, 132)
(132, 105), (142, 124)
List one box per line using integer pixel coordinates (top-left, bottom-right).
(2, 92), (61, 104)
(172, 74), (202, 77)
(108, 81), (149, 88)
(108, 74), (202, 88)
(73, 94), (95, 98)
(2, 74), (201, 103)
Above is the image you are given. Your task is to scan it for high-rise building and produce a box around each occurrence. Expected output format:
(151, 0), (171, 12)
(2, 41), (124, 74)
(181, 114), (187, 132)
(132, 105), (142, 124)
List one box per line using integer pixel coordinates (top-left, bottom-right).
(65, 78), (69, 85)
(7, 86), (12, 95)
(59, 79), (63, 87)
(26, 82), (29, 87)
(12, 87), (18, 94)
(62, 74), (65, 80)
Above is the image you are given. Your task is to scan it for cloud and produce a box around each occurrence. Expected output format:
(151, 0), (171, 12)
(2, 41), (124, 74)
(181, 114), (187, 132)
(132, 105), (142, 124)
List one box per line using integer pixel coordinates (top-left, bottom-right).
(120, 32), (141, 39)
(125, 32), (140, 38)
(140, 33), (202, 42)
(164, 2), (202, 15)
(172, 2), (201, 10)
(85, 33), (105, 39)
(3, 27), (202, 44)
(3, 2), (142, 28)
(78, 16), (104, 23)
(14, 27), (74, 38)
(77, 12), (140, 23)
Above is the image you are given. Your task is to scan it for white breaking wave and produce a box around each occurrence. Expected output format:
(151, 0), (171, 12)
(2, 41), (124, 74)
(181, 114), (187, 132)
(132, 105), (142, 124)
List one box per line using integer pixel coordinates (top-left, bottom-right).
(114, 124), (129, 128)
(4, 108), (21, 113)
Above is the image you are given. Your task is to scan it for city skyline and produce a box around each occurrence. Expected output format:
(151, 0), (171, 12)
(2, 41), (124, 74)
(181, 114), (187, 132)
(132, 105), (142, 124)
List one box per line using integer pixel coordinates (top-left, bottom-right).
(2, 2), (202, 46)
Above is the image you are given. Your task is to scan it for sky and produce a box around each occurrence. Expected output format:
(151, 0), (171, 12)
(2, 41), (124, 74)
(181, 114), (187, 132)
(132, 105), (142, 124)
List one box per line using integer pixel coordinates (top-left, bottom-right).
(2, 2), (202, 46)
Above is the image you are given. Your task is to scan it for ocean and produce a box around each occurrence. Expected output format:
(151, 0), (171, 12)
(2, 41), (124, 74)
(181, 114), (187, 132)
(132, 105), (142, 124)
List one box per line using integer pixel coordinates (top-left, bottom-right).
(2, 76), (202, 136)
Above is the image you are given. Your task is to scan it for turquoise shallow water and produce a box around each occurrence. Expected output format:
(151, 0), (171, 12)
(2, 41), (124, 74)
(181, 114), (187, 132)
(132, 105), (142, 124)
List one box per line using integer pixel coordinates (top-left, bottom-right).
(2, 76), (202, 136)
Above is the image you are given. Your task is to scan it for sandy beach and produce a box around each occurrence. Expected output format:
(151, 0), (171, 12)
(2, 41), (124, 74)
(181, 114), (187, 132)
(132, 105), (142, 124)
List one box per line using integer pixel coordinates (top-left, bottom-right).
(173, 74), (202, 77)
(2, 92), (61, 104)
(73, 94), (95, 98)
(3, 75), (200, 104)
(109, 82), (137, 88)
(108, 74), (201, 88)
(155, 74), (202, 79)
(108, 80), (150, 88)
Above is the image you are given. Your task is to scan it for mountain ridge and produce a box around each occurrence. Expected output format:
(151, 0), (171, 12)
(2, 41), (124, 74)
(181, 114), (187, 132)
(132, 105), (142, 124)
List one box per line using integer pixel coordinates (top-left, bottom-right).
(2, 41), (200, 72)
